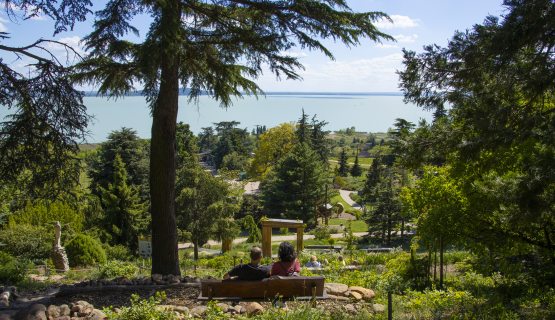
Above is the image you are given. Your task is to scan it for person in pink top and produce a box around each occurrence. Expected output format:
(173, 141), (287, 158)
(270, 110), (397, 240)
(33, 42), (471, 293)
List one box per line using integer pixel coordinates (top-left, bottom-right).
(271, 242), (301, 276)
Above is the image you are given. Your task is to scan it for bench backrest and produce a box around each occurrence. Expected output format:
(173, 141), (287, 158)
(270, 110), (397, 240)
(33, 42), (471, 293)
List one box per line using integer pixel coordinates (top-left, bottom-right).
(200, 276), (325, 299)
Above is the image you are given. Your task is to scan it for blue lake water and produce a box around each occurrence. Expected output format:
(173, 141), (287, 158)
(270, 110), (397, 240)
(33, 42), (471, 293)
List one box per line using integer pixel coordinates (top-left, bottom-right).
(2, 93), (432, 142)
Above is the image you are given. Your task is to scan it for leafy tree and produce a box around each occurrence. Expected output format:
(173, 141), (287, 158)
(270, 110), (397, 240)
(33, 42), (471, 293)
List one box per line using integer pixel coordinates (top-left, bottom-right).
(100, 154), (148, 251)
(249, 123), (296, 179)
(76, 0), (392, 275)
(198, 127), (217, 154)
(350, 150), (363, 177)
(176, 165), (237, 259)
(401, 166), (467, 288)
(221, 151), (249, 171)
(87, 128), (149, 199)
(262, 143), (326, 226)
(399, 0), (555, 266)
(212, 121), (251, 169)
(338, 148), (349, 177)
(0, 1), (91, 198)
(9, 201), (85, 233)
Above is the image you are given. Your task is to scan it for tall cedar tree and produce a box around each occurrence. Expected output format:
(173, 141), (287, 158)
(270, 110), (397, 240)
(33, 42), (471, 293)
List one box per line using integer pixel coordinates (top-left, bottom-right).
(88, 128), (149, 199)
(350, 150), (362, 177)
(262, 142), (326, 225)
(0, 1), (91, 198)
(338, 148), (349, 177)
(76, 0), (392, 275)
(100, 154), (148, 251)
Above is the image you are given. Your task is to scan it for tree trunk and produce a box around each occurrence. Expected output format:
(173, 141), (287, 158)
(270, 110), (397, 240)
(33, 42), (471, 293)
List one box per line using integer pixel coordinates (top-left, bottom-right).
(150, 0), (181, 276)
(433, 243), (437, 283)
(401, 219), (404, 237)
(194, 240), (199, 260)
(439, 235), (444, 289)
(387, 291), (393, 320)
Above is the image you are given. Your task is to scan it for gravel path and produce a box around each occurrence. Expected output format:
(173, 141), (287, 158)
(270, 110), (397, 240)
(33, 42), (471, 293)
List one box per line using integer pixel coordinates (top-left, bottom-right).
(339, 189), (363, 211)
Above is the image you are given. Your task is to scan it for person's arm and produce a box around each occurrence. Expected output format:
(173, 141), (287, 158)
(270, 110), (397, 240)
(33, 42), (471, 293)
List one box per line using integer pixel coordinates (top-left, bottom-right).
(294, 259), (301, 273)
(225, 266), (238, 279)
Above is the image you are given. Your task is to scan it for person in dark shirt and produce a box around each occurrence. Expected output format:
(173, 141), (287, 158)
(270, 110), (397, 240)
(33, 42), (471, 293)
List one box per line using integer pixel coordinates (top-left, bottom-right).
(223, 246), (269, 281)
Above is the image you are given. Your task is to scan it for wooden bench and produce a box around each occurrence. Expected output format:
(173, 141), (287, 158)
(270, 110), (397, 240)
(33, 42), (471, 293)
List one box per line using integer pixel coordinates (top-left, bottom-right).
(199, 276), (325, 300)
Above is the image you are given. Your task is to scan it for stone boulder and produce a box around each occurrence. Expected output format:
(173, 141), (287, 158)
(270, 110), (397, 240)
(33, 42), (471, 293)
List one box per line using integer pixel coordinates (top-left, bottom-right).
(244, 302), (264, 316)
(14, 303), (47, 320)
(348, 291), (363, 301)
(324, 283), (349, 296)
(191, 305), (207, 318)
(348, 286), (376, 300)
(372, 304), (385, 313)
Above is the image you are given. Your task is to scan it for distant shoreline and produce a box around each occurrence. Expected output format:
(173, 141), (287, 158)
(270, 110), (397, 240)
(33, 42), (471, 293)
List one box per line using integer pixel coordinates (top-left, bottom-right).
(82, 91), (404, 97)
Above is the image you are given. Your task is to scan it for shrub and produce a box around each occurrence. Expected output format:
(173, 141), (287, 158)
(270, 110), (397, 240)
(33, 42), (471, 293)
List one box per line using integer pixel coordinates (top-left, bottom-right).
(104, 244), (133, 261)
(279, 227), (289, 235)
(9, 201), (84, 232)
(104, 292), (176, 320)
(97, 260), (139, 279)
(66, 234), (107, 267)
(313, 225), (331, 241)
(0, 225), (51, 261)
(0, 251), (31, 284)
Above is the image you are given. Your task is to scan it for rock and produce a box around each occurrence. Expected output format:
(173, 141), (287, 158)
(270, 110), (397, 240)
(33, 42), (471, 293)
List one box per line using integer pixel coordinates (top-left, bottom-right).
(326, 294), (350, 301)
(343, 304), (357, 314)
(215, 303), (229, 313)
(59, 304), (71, 316)
(168, 275), (181, 284)
(324, 283), (349, 296)
(372, 304), (385, 313)
(152, 274), (163, 283)
(171, 306), (189, 315)
(86, 309), (107, 320)
(244, 302), (264, 316)
(46, 305), (60, 318)
(348, 291), (363, 300)
(14, 303), (47, 320)
(348, 286), (375, 300)
(232, 305), (245, 314)
(191, 306), (207, 317)
(72, 301), (94, 317)
(53, 316), (71, 320)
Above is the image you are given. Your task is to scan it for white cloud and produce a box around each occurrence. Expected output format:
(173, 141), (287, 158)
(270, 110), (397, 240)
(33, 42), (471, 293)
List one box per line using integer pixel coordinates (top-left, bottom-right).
(375, 43), (399, 49)
(375, 15), (419, 29)
(45, 36), (86, 61)
(0, 16), (8, 32)
(258, 53), (404, 92)
(394, 34), (418, 44)
(282, 50), (308, 58)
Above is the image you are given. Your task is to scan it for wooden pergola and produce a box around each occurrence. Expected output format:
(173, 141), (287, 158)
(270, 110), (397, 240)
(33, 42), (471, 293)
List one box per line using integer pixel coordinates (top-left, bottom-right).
(261, 218), (305, 258)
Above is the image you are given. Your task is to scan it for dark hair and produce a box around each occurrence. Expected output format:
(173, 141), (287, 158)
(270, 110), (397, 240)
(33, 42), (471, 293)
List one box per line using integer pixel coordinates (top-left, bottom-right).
(278, 242), (296, 262)
(250, 246), (262, 261)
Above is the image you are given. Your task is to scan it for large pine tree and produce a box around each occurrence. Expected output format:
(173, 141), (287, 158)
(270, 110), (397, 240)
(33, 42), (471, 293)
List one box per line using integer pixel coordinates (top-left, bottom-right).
(76, 0), (392, 275)
(100, 154), (148, 251)
(338, 148), (350, 177)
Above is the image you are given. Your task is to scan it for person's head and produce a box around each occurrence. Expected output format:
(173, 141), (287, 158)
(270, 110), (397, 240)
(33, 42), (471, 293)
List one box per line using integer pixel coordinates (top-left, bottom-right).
(310, 255), (318, 262)
(278, 242), (296, 262)
(250, 246), (263, 264)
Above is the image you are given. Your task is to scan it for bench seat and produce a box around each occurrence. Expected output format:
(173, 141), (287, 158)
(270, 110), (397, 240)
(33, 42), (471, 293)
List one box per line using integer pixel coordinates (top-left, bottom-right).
(199, 276), (325, 300)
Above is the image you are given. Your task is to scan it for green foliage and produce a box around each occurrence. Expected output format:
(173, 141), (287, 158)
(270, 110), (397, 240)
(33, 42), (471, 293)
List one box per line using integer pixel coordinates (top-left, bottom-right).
(104, 244), (133, 261)
(221, 151), (249, 171)
(0, 251), (31, 284)
(97, 260), (139, 279)
(9, 201), (84, 232)
(350, 151), (363, 177)
(66, 234), (107, 267)
(212, 122), (252, 170)
(100, 154), (148, 251)
(104, 292), (176, 320)
(249, 123), (297, 179)
(383, 252), (429, 292)
(87, 128), (149, 198)
(338, 148), (349, 176)
(243, 215), (261, 243)
(399, 289), (482, 320)
(176, 164), (239, 258)
(313, 225), (332, 241)
(0, 225), (51, 261)
(262, 143), (326, 225)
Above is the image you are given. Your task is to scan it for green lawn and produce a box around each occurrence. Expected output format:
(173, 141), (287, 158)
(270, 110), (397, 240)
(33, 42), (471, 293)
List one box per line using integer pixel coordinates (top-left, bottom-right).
(330, 194), (353, 209)
(328, 218), (368, 233)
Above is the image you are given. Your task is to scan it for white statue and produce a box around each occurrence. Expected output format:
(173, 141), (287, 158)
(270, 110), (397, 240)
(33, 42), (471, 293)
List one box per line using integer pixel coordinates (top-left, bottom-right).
(51, 221), (69, 272)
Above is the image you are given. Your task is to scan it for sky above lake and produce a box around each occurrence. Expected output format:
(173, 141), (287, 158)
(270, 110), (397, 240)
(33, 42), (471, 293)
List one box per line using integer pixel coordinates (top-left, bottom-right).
(1, 0), (505, 92)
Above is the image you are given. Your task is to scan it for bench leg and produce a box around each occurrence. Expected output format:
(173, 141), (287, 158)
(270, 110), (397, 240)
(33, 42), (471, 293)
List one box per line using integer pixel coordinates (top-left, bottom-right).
(311, 285), (316, 308)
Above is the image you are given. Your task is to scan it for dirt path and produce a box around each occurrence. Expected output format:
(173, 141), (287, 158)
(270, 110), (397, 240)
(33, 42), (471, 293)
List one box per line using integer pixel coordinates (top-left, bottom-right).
(339, 189), (362, 210)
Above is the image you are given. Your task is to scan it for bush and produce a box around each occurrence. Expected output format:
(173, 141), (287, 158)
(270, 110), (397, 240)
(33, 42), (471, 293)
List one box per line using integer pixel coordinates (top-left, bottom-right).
(104, 292), (177, 320)
(9, 201), (84, 232)
(97, 260), (139, 279)
(66, 234), (107, 267)
(0, 251), (31, 284)
(313, 225), (331, 241)
(0, 225), (51, 261)
(104, 244), (133, 261)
